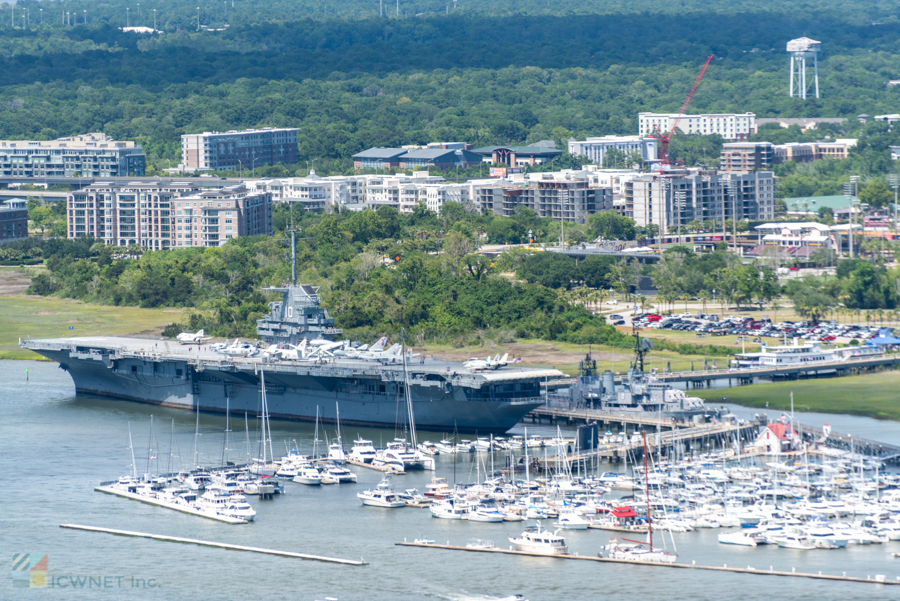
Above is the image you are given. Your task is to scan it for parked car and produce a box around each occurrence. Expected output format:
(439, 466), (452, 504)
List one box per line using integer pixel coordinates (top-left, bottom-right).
(606, 299), (619, 305)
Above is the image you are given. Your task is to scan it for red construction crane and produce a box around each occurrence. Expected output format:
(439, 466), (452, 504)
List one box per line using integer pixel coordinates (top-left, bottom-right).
(652, 55), (715, 167)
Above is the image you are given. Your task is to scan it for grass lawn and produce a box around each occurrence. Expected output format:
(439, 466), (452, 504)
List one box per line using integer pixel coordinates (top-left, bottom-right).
(693, 370), (900, 421)
(0, 295), (186, 360)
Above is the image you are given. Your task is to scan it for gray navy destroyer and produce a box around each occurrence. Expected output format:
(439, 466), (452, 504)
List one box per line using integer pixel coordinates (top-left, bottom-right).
(22, 280), (563, 433)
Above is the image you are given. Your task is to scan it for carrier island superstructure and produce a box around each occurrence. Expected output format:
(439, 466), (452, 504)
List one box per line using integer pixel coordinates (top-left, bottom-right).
(22, 283), (563, 433)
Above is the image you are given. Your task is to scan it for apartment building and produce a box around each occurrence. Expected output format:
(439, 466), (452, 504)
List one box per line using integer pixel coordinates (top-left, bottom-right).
(181, 128), (299, 171)
(567, 136), (659, 165)
(720, 142), (775, 172)
(0, 133), (145, 178)
(173, 187), (273, 248)
(0, 199), (28, 243)
(625, 169), (775, 232)
(67, 182), (201, 249)
(773, 139), (857, 163)
(475, 171), (614, 222)
(638, 113), (756, 141)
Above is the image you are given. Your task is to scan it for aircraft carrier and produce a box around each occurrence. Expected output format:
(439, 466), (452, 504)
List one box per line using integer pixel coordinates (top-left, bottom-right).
(22, 282), (563, 433)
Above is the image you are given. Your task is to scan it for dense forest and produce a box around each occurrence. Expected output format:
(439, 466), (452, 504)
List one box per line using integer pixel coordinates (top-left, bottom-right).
(0, 1), (898, 178)
(5, 0), (900, 348)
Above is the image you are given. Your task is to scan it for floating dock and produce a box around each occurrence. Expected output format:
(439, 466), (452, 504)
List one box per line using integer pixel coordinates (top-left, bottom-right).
(345, 459), (404, 474)
(95, 485), (247, 524)
(396, 542), (899, 585)
(60, 524), (367, 565)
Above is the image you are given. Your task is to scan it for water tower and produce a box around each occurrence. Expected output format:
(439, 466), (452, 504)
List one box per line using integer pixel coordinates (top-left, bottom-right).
(787, 37), (821, 99)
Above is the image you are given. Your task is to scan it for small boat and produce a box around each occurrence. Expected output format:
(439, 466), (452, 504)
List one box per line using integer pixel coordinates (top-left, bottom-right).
(357, 476), (405, 508)
(508, 522), (568, 555)
(774, 535), (816, 550)
(293, 466), (322, 486)
(554, 512), (590, 531)
(466, 538), (496, 549)
(717, 531), (758, 547)
(417, 441), (440, 456)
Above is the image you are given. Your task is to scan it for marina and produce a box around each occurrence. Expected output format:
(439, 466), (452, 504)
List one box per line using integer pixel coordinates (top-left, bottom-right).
(6, 360), (900, 600)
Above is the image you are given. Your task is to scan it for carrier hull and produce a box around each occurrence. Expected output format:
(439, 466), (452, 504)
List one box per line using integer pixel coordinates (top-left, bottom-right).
(25, 337), (557, 434)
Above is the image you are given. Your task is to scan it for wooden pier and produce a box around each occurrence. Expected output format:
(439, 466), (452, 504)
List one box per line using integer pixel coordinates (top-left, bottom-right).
(531, 422), (758, 472)
(395, 542), (899, 586)
(61, 524), (367, 565)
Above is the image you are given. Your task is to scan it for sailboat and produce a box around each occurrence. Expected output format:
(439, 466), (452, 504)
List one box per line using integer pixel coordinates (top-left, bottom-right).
(328, 402), (347, 464)
(603, 432), (677, 563)
(248, 370), (278, 476)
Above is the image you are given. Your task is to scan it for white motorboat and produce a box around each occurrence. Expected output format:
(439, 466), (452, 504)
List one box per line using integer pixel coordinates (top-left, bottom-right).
(467, 504), (506, 523)
(554, 512), (590, 531)
(508, 522), (568, 555)
(293, 466), (322, 486)
(434, 439), (457, 454)
(357, 476), (405, 508)
(325, 464), (358, 483)
(474, 438), (493, 451)
(182, 472), (212, 490)
(417, 441), (440, 456)
(372, 451), (405, 473)
(349, 438), (377, 464)
(430, 499), (469, 520)
(774, 534), (816, 550)
(717, 531), (758, 547)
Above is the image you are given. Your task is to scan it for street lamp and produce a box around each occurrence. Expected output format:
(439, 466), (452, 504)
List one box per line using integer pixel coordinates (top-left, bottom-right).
(251, 158), (258, 177)
(153, 9), (157, 30)
(197, 7), (200, 31)
(126, 7), (129, 27)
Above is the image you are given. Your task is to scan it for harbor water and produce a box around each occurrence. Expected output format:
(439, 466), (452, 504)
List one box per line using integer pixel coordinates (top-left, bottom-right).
(2, 360), (899, 601)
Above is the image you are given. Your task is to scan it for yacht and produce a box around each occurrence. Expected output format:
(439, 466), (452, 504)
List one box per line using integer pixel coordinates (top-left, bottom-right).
(349, 438), (377, 464)
(425, 477), (451, 498)
(327, 440), (346, 464)
(774, 534), (816, 550)
(466, 500), (506, 522)
(554, 512), (590, 531)
(434, 439), (457, 454)
(195, 490), (256, 522)
(325, 464), (358, 483)
(717, 531), (758, 547)
(182, 472), (212, 491)
(417, 441), (440, 456)
(430, 499), (469, 520)
(357, 476), (405, 508)
(293, 465), (322, 485)
(508, 522), (568, 555)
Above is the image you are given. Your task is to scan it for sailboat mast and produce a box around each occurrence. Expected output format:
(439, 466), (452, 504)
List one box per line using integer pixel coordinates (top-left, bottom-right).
(192, 400), (200, 468)
(221, 395), (231, 467)
(146, 414), (154, 476)
(524, 426), (529, 483)
(401, 328), (417, 448)
(128, 422), (137, 479)
(643, 431), (652, 550)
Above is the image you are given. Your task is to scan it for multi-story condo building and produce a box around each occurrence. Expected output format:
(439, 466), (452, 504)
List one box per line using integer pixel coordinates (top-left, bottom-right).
(67, 182), (201, 249)
(475, 172), (614, 222)
(773, 139), (857, 164)
(0, 199), (28, 243)
(173, 187), (273, 248)
(639, 113), (756, 141)
(0, 133), (145, 178)
(568, 136), (659, 166)
(720, 142), (775, 172)
(181, 128), (299, 171)
(625, 169), (775, 232)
